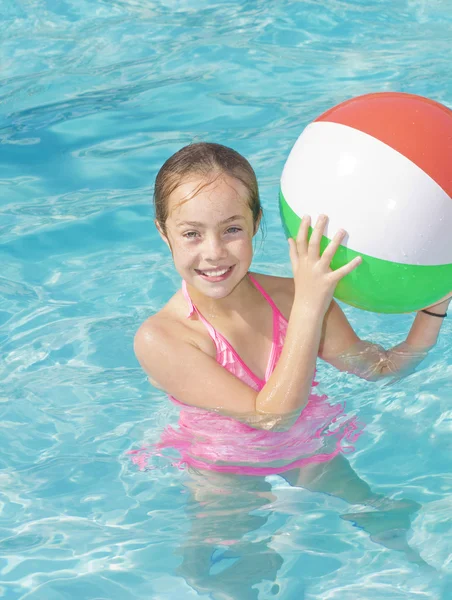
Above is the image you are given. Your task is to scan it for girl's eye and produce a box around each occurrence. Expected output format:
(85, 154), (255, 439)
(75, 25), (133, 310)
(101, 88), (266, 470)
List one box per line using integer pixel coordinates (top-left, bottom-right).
(225, 226), (242, 234)
(183, 231), (200, 239)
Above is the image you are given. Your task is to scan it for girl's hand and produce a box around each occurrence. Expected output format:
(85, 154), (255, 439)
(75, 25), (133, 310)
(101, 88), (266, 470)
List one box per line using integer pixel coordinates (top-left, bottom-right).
(288, 214), (362, 316)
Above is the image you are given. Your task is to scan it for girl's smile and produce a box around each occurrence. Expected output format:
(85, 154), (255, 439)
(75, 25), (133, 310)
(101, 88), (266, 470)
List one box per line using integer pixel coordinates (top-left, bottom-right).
(195, 264), (235, 282)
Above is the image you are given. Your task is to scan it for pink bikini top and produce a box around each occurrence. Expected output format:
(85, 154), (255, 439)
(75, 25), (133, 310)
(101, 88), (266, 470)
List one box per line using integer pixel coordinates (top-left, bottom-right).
(180, 273), (287, 392)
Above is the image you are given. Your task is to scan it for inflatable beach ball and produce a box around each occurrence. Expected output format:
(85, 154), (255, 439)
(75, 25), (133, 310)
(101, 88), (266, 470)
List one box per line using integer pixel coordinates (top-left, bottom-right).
(279, 92), (452, 313)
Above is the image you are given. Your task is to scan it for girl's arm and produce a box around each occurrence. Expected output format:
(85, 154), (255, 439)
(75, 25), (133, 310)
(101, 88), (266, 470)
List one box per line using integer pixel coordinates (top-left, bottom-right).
(318, 296), (450, 381)
(135, 215), (361, 430)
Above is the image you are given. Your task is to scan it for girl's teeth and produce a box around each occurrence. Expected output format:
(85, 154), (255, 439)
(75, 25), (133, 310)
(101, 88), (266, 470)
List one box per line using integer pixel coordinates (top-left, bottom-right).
(202, 268), (229, 277)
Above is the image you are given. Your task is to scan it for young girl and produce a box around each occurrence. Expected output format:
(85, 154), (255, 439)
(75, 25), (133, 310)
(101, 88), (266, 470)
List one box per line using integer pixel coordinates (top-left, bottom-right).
(133, 142), (449, 590)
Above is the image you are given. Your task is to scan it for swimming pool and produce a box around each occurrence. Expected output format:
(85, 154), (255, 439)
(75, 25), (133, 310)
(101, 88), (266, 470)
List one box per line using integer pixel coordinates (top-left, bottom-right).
(1, 0), (451, 598)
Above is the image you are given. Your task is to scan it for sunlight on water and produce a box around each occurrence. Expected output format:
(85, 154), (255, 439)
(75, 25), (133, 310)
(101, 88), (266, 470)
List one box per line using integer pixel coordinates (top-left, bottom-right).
(1, 1), (451, 598)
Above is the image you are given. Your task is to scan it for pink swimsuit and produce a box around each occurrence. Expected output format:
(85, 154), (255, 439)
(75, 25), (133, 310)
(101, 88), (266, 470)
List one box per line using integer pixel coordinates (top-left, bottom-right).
(130, 275), (364, 475)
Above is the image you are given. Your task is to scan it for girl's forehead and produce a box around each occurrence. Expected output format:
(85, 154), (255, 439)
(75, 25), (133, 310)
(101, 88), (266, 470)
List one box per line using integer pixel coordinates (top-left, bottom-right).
(168, 175), (251, 220)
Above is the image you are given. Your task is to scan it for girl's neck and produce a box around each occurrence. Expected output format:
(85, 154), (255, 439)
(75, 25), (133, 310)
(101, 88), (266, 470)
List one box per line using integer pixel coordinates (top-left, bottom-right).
(185, 273), (260, 320)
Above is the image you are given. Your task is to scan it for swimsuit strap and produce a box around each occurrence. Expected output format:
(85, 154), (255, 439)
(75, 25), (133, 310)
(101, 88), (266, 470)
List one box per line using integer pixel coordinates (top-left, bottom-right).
(181, 279), (195, 318)
(247, 273), (286, 322)
(181, 280), (217, 340)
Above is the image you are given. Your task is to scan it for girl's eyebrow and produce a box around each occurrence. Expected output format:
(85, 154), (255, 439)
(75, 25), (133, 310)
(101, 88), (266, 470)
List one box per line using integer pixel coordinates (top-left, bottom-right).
(175, 215), (246, 227)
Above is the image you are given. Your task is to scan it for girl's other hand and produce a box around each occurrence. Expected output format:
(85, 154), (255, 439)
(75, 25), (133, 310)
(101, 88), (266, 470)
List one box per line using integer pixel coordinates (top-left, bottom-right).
(288, 214), (362, 316)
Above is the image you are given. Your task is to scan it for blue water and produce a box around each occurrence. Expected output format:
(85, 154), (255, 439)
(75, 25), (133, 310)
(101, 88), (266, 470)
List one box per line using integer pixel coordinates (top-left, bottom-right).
(1, 0), (452, 598)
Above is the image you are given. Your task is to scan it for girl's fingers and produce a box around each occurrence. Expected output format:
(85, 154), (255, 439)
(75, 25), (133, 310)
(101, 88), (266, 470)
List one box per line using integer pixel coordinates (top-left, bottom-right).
(307, 214), (327, 259)
(290, 215), (361, 283)
(295, 215), (311, 255)
(320, 228), (347, 265)
(332, 256), (362, 280)
(321, 227), (361, 280)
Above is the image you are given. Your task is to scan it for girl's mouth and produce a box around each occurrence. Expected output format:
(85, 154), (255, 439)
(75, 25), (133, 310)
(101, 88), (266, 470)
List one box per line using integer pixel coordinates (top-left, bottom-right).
(195, 265), (234, 282)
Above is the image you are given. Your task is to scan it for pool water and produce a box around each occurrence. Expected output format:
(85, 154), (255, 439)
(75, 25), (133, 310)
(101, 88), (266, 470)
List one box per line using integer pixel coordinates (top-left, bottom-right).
(1, 0), (452, 598)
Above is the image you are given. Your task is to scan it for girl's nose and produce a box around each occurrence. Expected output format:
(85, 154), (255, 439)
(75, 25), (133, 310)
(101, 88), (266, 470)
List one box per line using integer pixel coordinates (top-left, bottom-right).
(205, 234), (227, 261)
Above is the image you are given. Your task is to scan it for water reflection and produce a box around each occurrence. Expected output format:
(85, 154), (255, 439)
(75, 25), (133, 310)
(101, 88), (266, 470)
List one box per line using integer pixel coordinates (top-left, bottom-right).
(174, 456), (425, 599)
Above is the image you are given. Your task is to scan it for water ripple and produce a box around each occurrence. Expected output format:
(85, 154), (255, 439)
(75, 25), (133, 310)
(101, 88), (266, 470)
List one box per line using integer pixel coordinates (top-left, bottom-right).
(1, 1), (452, 598)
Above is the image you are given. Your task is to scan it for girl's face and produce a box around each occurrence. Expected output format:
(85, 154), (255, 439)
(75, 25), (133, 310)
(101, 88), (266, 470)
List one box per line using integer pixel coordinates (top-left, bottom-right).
(161, 173), (258, 299)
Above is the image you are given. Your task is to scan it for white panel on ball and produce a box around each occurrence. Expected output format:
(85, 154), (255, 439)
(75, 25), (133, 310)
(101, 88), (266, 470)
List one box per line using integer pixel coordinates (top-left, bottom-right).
(280, 121), (452, 266)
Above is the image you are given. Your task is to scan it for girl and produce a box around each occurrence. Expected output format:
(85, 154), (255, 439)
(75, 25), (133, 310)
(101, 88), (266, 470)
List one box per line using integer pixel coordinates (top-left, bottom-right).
(133, 142), (449, 593)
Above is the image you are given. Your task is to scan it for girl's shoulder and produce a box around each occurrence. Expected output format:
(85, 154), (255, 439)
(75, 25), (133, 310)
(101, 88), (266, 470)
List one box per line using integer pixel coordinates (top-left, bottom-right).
(134, 289), (215, 359)
(250, 272), (294, 320)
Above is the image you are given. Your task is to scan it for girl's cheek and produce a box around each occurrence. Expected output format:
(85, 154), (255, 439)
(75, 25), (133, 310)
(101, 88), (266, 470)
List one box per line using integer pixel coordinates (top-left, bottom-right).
(232, 238), (253, 253)
(174, 241), (198, 257)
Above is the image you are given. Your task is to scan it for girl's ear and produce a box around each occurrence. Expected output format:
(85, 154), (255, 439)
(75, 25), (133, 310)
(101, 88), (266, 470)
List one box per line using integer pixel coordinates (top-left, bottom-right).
(155, 220), (170, 248)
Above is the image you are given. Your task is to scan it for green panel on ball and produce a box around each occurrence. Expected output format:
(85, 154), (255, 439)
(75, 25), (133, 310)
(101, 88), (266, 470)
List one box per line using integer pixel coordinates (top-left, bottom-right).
(279, 190), (452, 313)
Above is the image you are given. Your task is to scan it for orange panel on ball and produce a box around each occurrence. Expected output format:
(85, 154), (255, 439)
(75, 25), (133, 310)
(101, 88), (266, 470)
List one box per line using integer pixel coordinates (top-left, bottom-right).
(314, 92), (452, 199)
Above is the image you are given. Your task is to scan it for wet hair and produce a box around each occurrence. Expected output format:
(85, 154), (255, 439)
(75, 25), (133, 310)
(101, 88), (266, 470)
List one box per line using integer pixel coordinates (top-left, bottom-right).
(154, 142), (262, 235)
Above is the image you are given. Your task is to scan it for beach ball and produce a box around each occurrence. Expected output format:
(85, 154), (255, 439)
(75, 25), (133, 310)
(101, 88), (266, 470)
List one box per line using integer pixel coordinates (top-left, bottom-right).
(279, 92), (452, 313)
